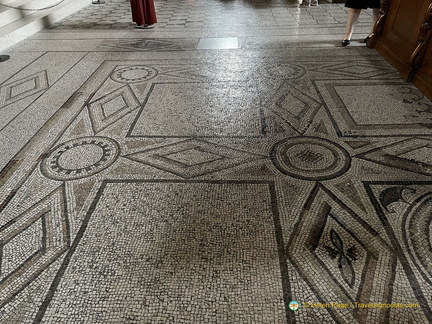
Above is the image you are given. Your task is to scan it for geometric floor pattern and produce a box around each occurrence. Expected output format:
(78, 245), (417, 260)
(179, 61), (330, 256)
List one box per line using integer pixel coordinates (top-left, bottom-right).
(0, 0), (431, 323)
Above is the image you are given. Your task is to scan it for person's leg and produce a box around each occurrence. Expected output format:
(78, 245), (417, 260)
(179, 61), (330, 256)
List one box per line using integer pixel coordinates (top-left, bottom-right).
(369, 8), (380, 35)
(363, 8), (380, 42)
(130, 0), (145, 26)
(343, 8), (361, 44)
(142, 0), (157, 25)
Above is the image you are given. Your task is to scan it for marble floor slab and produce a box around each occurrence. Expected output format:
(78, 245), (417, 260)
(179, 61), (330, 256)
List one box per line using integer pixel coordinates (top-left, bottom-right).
(0, 0), (431, 323)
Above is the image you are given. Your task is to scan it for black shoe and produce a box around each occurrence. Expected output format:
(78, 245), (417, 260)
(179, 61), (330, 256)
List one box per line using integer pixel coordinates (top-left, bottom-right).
(342, 40), (350, 47)
(364, 35), (372, 43)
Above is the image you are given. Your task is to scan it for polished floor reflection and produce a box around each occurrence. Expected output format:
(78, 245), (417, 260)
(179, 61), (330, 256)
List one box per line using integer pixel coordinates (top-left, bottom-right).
(0, 0), (431, 323)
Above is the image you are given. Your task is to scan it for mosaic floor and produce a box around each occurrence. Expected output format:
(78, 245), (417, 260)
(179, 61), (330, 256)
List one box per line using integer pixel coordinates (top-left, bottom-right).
(1, 0), (432, 323)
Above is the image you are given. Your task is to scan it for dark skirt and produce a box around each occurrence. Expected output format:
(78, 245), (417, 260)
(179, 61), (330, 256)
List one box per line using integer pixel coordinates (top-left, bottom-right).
(130, 0), (157, 25)
(345, 0), (380, 9)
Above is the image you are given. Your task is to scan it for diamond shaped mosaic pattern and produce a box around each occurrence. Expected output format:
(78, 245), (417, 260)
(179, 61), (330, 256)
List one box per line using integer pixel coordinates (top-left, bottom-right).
(0, 187), (68, 308)
(88, 85), (141, 133)
(125, 139), (265, 178)
(0, 71), (48, 108)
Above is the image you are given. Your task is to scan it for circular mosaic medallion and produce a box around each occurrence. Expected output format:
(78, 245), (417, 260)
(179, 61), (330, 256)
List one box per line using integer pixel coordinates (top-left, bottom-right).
(110, 66), (158, 83)
(41, 136), (120, 180)
(270, 136), (351, 180)
(403, 194), (432, 284)
(259, 64), (306, 80)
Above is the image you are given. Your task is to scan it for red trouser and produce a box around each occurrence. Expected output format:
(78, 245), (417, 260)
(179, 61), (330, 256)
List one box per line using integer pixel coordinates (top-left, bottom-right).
(130, 0), (157, 25)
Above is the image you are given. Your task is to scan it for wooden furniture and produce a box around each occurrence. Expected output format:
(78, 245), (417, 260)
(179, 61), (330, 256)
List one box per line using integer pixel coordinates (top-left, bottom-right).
(413, 13), (432, 100)
(368, 0), (432, 100)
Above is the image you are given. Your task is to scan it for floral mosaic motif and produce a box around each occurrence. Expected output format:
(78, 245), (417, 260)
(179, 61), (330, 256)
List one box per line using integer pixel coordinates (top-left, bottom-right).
(287, 184), (397, 323)
(400, 86), (432, 124)
(366, 181), (432, 319)
(404, 193), (432, 284)
(377, 184), (432, 286)
(325, 228), (358, 289)
(379, 186), (417, 212)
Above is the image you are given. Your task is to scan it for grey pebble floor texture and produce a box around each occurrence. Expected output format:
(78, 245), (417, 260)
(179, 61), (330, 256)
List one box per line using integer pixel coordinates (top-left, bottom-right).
(1, 0), (432, 323)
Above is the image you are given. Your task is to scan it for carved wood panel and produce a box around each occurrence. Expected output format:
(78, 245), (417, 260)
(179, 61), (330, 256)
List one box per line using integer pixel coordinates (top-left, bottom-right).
(371, 0), (432, 82)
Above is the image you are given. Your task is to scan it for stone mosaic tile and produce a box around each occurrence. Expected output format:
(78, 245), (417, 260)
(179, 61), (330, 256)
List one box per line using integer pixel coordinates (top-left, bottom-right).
(0, 0), (431, 322)
(129, 82), (264, 137)
(124, 139), (266, 178)
(97, 38), (197, 52)
(0, 52), (87, 129)
(316, 79), (432, 137)
(38, 181), (289, 323)
(0, 70), (48, 109)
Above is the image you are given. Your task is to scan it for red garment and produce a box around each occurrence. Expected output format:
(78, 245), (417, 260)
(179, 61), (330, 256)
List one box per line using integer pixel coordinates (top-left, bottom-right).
(130, 0), (157, 25)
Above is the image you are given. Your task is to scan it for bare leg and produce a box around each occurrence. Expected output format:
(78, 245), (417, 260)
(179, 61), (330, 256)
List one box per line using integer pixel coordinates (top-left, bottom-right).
(344, 8), (361, 40)
(369, 8), (380, 36)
